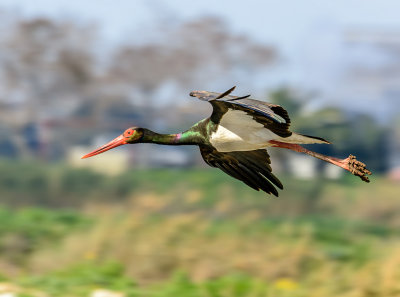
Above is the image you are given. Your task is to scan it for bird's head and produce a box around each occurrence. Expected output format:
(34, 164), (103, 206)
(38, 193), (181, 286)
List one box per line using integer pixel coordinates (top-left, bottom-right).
(81, 127), (144, 159)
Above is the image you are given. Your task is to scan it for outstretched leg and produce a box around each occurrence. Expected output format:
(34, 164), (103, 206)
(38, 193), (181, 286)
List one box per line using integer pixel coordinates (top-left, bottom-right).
(269, 140), (372, 183)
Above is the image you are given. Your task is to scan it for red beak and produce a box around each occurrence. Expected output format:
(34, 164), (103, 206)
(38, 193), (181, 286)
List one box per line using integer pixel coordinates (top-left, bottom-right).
(81, 135), (127, 159)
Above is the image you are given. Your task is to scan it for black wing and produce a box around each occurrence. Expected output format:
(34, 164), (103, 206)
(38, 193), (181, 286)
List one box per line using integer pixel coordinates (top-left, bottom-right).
(190, 86), (291, 138)
(200, 145), (283, 196)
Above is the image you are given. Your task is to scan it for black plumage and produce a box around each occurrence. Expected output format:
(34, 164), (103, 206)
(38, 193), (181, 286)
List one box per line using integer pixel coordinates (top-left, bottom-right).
(200, 145), (283, 196)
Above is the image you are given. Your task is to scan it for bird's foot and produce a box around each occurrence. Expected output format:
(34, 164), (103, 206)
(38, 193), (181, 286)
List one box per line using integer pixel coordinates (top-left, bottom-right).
(346, 154), (372, 183)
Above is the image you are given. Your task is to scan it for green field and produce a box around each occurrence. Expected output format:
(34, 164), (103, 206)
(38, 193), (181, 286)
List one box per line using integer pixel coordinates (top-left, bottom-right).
(1, 160), (400, 296)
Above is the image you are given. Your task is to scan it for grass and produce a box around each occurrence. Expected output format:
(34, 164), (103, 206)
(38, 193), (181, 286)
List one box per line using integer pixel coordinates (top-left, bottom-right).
(0, 207), (91, 268)
(1, 160), (400, 296)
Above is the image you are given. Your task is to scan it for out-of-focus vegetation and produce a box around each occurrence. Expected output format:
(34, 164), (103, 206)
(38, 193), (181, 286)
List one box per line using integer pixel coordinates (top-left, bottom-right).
(1, 159), (400, 296)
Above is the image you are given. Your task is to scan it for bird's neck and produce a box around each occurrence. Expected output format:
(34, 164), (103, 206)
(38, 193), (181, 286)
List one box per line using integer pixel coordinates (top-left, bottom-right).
(142, 128), (204, 146)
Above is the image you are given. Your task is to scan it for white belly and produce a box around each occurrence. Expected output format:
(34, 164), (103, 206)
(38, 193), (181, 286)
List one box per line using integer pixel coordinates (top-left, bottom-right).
(209, 110), (278, 152)
(210, 125), (268, 152)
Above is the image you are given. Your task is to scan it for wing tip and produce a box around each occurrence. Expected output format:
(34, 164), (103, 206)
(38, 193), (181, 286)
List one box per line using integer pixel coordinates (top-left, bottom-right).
(189, 90), (201, 98)
(214, 86), (237, 100)
(189, 86), (236, 99)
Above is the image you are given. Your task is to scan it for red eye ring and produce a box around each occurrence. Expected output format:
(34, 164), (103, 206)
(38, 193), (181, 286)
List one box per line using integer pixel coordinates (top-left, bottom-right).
(124, 129), (135, 137)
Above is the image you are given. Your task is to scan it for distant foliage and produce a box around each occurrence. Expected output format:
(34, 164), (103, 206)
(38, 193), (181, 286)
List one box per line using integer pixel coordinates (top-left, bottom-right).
(0, 163), (399, 296)
(0, 206), (90, 265)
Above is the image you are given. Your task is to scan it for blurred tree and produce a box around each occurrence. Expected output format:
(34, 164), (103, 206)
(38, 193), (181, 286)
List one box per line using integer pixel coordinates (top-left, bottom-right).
(0, 17), (97, 159)
(109, 16), (278, 107)
(1, 18), (96, 106)
(269, 88), (303, 118)
(389, 114), (400, 170)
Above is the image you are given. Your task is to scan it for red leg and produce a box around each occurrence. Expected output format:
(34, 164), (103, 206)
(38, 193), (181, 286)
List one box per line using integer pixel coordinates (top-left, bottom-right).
(269, 140), (372, 183)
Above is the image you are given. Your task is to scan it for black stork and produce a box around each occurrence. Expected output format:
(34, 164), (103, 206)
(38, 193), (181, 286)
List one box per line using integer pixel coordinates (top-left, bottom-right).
(82, 87), (371, 196)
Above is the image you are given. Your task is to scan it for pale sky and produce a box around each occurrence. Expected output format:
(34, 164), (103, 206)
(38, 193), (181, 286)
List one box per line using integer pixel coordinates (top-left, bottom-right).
(1, 0), (399, 116)
(2, 0), (400, 54)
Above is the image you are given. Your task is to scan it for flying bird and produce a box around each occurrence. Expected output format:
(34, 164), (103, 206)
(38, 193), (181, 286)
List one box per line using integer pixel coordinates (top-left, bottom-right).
(82, 87), (371, 196)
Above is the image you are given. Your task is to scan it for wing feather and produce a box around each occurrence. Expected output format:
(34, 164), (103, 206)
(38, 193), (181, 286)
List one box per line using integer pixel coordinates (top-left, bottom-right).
(200, 145), (282, 196)
(190, 87), (291, 138)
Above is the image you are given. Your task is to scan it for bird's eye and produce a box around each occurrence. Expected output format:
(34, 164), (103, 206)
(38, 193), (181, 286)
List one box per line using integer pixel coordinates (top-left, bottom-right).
(124, 129), (135, 137)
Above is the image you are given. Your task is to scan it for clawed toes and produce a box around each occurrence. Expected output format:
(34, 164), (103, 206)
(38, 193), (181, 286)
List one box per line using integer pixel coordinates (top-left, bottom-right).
(348, 154), (372, 183)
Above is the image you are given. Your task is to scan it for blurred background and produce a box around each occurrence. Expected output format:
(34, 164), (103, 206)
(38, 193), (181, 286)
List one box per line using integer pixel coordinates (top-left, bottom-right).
(0, 0), (399, 296)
